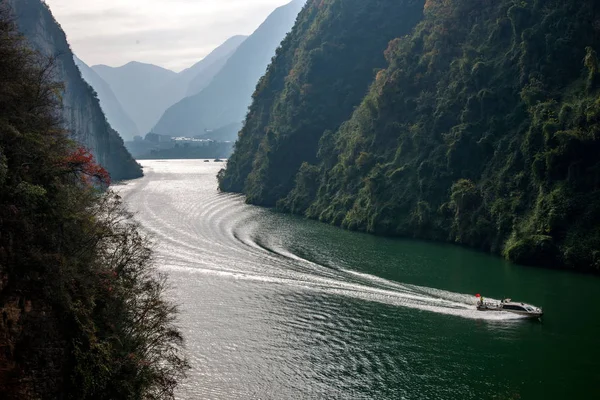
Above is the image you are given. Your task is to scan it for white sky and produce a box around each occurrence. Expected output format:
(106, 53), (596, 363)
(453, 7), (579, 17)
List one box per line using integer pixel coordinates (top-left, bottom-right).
(44, 0), (292, 72)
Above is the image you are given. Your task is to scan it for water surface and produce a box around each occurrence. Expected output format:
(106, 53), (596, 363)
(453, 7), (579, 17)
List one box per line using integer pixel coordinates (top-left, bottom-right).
(117, 160), (600, 400)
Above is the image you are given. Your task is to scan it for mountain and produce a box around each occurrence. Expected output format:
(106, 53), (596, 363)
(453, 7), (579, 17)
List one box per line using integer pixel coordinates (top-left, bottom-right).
(88, 36), (245, 138)
(181, 35), (247, 98)
(74, 56), (140, 141)
(152, 0), (306, 138)
(203, 122), (243, 142)
(92, 61), (177, 135)
(219, 0), (600, 272)
(7, 0), (142, 180)
(219, 0), (424, 201)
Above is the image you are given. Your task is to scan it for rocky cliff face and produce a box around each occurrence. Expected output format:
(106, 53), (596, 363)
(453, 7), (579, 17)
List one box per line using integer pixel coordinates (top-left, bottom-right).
(74, 56), (140, 142)
(7, 0), (142, 180)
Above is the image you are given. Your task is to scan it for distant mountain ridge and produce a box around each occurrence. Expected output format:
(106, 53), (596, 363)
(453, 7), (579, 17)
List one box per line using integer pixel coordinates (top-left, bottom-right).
(90, 36), (246, 138)
(74, 56), (140, 141)
(7, 0), (142, 180)
(180, 35), (247, 98)
(152, 0), (307, 139)
(92, 61), (177, 135)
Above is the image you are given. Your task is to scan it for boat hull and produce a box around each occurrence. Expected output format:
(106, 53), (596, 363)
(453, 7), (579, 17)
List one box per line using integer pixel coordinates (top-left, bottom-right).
(476, 303), (543, 319)
(477, 307), (543, 318)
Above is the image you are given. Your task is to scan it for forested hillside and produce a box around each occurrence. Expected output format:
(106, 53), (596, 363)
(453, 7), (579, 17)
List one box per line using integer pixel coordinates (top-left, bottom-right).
(220, 0), (424, 204)
(220, 0), (600, 272)
(0, 8), (187, 399)
(7, 0), (142, 180)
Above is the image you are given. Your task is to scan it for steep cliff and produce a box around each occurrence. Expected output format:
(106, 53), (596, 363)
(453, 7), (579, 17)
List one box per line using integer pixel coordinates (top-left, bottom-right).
(74, 56), (140, 141)
(92, 61), (177, 135)
(221, 0), (600, 272)
(7, 0), (142, 180)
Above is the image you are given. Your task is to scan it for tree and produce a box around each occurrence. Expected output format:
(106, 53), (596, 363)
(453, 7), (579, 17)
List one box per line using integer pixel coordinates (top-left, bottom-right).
(0, 7), (188, 398)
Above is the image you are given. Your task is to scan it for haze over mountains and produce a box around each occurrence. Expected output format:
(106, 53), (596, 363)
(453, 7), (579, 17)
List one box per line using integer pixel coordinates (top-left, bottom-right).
(77, 0), (305, 144)
(184, 35), (248, 98)
(92, 61), (177, 135)
(152, 0), (306, 140)
(88, 34), (247, 137)
(74, 56), (140, 141)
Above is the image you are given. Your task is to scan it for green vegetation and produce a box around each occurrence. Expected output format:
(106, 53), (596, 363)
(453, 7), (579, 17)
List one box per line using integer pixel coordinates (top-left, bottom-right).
(0, 10), (187, 399)
(220, 0), (600, 272)
(220, 0), (425, 204)
(10, 0), (142, 181)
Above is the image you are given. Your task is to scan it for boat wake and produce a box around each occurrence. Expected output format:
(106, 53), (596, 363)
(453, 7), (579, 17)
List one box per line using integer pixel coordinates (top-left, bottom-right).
(117, 161), (528, 322)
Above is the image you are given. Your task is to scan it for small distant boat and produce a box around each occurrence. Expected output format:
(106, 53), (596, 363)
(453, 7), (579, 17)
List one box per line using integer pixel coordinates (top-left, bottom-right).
(204, 160), (210, 163)
(214, 158), (224, 163)
(475, 294), (543, 318)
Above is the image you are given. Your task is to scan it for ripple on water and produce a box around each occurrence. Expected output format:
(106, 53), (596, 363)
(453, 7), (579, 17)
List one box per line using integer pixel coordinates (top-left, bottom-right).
(116, 161), (584, 400)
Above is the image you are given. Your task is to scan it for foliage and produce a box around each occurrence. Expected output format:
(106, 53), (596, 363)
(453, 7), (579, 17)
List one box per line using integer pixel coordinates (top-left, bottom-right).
(64, 147), (111, 186)
(9, 0), (142, 181)
(219, 0), (426, 205)
(0, 9), (187, 398)
(221, 0), (600, 272)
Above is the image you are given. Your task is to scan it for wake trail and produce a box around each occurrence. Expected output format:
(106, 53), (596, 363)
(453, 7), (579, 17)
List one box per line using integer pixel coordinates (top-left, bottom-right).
(119, 162), (527, 322)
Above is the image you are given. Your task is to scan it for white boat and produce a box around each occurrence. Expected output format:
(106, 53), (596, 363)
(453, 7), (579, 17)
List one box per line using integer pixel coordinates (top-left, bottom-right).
(476, 296), (543, 318)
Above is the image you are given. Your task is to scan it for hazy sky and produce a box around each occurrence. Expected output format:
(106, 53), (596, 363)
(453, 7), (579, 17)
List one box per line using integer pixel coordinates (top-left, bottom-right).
(44, 0), (292, 72)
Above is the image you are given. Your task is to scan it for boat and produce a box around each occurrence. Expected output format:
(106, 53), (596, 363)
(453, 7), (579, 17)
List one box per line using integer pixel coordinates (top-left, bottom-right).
(475, 294), (543, 318)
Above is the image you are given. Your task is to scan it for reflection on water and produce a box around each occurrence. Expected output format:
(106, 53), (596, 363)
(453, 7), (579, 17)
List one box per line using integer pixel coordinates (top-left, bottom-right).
(117, 160), (600, 400)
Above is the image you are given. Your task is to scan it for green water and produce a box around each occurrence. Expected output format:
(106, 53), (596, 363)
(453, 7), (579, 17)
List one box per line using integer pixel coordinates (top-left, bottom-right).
(119, 160), (600, 399)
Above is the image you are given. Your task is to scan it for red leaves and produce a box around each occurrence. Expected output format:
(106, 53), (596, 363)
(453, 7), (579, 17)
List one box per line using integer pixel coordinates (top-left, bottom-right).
(63, 147), (111, 186)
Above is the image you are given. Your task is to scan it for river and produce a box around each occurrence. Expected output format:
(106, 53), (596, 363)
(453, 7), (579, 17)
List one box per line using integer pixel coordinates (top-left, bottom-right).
(117, 160), (600, 400)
